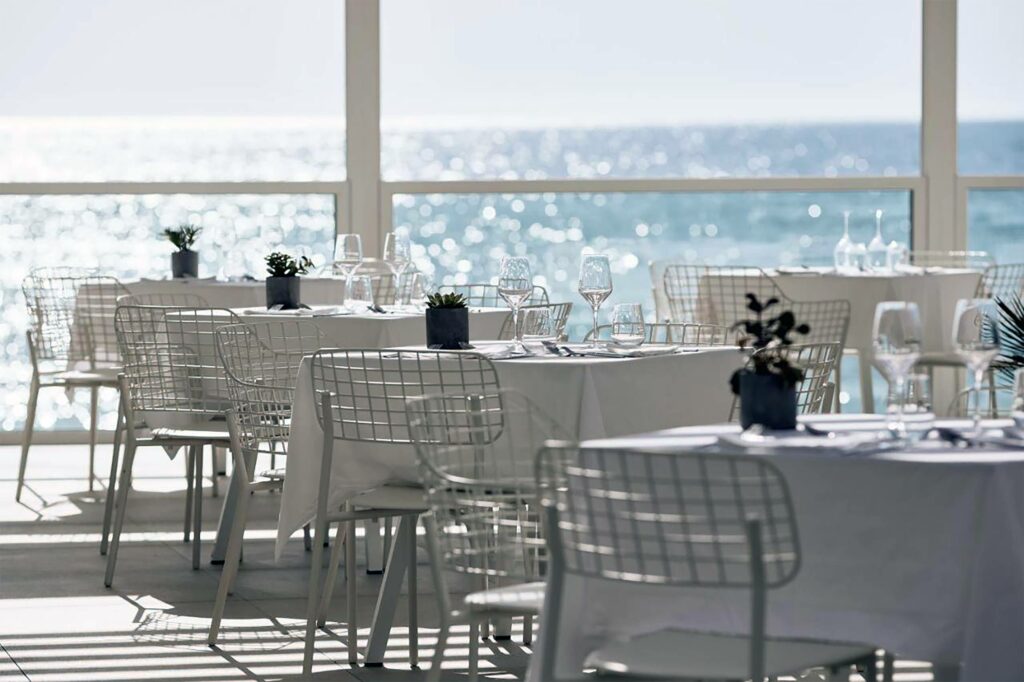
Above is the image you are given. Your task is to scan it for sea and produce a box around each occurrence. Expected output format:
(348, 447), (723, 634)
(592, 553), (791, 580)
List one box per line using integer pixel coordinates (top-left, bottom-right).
(1, 118), (1022, 429)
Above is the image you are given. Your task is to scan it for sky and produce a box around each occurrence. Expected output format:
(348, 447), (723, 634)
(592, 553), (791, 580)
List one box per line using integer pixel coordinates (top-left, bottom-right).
(0, 0), (1019, 126)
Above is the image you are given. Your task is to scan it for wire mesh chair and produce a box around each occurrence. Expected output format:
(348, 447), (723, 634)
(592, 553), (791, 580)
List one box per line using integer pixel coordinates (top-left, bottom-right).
(407, 389), (567, 681)
(584, 322), (735, 346)
(118, 292), (211, 307)
(18, 268), (129, 501)
(662, 265), (780, 325)
(730, 343), (842, 422)
(535, 444), (882, 682)
(947, 384), (1015, 419)
(103, 305), (241, 586)
(439, 282), (550, 308)
(348, 257), (398, 305)
(976, 263), (1024, 299)
(908, 250), (993, 269)
(497, 302), (573, 341)
(301, 349), (501, 671)
(206, 320), (325, 644)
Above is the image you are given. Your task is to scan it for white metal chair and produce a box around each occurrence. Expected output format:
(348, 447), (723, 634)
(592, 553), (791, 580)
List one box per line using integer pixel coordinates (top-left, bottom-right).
(349, 257), (399, 305)
(584, 321), (734, 346)
(206, 320), (325, 645)
(406, 389), (568, 681)
(104, 305), (240, 586)
(947, 384), (1015, 419)
(535, 443), (886, 682)
(302, 349), (501, 672)
(118, 292), (211, 307)
(439, 282), (550, 308)
(19, 267), (129, 501)
(729, 342), (842, 421)
(497, 302), (573, 341)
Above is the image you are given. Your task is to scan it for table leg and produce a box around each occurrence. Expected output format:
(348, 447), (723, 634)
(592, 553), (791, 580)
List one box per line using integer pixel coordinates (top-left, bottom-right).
(209, 448), (254, 564)
(365, 518), (384, 574)
(859, 348), (876, 414)
(364, 515), (414, 666)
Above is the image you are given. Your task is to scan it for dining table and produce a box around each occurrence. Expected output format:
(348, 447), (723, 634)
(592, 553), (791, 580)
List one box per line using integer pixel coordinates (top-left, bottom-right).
(530, 414), (1024, 682)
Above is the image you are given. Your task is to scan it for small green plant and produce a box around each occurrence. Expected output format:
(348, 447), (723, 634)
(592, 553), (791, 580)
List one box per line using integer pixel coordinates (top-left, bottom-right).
(265, 252), (314, 277)
(163, 224), (201, 252)
(729, 293), (810, 394)
(425, 292), (468, 309)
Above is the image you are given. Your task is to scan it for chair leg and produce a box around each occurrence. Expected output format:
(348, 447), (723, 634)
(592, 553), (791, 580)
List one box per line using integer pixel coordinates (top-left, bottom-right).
(523, 613), (533, 646)
(317, 522), (348, 628)
(207, 472), (251, 645)
(346, 518), (358, 664)
(16, 375), (40, 503)
(104, 439), (137, 588)
(210, 447), (220, 498)
(468, 619), (480, 682)
(88, 385), (99, 492)
(408, 516), (418, 668)
(183, 447), (195, 543)
(427, 618), (451, 682)
(100, 401), (124, 556)
(858, 351), (876, 414)
(192, 445), (204, 570)
(302, 520), (330, 675)
(303, 524), (312, 552)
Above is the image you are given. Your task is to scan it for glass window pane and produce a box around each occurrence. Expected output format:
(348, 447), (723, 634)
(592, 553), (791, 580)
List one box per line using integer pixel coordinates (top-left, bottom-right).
(958, 0), (1024, 174)
(0, 0), (345, 181)
(1, 194), (336, 431)
(382, 0), (921, 180)
(967, 190), (1024, 261)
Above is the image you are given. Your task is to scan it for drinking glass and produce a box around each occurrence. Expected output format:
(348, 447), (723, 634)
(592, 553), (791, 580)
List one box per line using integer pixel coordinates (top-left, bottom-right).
(407, 271), (434, 308)
(522, 307), (559, 347)
(901, 373), (935, 436)
(345, 275), (374, 311)
(383, 232), (412, 310)
(610, 303), (646, 347)
(873, 301), (923, 436)
(497, 256), (534, 354)
(578, 254), (613, 349)
(953, 298), (1003, 436)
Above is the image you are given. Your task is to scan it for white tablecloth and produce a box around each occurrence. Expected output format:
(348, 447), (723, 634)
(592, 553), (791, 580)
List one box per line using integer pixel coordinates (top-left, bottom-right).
(531, 415), (1024, 682)
(275, 346), (745, 556)
(125, 276), (347, 308)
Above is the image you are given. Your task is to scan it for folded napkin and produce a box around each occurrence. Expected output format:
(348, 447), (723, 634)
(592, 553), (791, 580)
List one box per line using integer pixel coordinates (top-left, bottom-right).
(574, 345), (682, 359)
(717, 428), (895, 456)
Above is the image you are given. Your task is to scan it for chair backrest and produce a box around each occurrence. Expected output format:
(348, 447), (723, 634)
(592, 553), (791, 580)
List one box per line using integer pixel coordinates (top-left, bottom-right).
(948, 384), (1015, 419)
(536, 444), (800, 589)
(977, 263), (1024, 300)
(114, 305), (240, 416)
(497, 302), (573, 341)
(663, 265), (781, 325)
(407, 389), (566, 581)
(787, 298), (851, 348)
(119, 292), (211, 308)
(439, 283), (550, 308)
(216, 320), (326, 460)
(22, 267), (129, 367)
(585, 322), (734, 346)
(909, 250), (993, 270)
(730, 342), (842, 420)
(311, 349), (501, 444)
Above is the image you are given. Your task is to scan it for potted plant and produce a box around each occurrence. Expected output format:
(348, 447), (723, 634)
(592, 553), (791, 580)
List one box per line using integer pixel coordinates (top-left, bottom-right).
(164, 224), (202, 278)
(265, 252), (314, 309)
(425, 292), (469, 349)
(729, 293), (811, 430)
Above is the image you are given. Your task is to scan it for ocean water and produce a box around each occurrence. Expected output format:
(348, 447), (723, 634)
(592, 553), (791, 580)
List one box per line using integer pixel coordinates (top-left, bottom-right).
(1, 119), (1022, 430)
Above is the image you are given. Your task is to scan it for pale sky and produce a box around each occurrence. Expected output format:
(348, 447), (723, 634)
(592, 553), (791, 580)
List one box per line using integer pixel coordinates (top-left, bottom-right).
(0, 0), (1019, 126)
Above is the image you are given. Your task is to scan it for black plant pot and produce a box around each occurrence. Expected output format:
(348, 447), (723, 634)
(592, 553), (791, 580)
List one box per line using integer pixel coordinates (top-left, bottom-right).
(266, 276), (301, 309)
(738, 371), (798, 430)
(426, 307), (469, 350)
(171, 250), (199, 279)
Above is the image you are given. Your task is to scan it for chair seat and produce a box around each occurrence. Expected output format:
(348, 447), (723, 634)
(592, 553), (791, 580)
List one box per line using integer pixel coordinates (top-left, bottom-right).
(45, 366), (121, 386)
(916, 351), (963, 367)
(350, 485), (426, 511)
(464, 582), (545, 616)
(149, 423), (231, 444)
(586, 629), (875, 681)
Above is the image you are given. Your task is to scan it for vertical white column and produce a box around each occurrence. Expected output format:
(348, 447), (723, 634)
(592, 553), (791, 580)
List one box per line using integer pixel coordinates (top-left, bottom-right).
(921, 0), (959, 251)
(346, 0), (382, 255)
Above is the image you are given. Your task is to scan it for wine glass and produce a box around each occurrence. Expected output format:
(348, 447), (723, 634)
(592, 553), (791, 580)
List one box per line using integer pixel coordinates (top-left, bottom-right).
(333, 234), (363, 309)
(953, 298), (1003, 436)
(579, 254), (613, 349)
(497, 256), (534, 355)
(833, 210), (852, 272)
(345, 275), (375, 311)
(610, 303), (645, 347)
(383, 232), (412, 310)
(867, 209), (888, 272)
(873, 301), (923, 437)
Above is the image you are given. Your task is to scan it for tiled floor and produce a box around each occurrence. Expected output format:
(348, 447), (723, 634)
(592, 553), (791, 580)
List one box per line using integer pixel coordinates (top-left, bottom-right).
(0, 443), (529, 681)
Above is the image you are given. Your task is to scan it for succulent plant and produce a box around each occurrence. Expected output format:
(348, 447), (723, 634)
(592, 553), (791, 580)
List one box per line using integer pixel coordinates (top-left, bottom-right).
(729, 293), (811, 394)
(425, 292), (468, 309)
(163, 224), (201, 252)
(265, 252), (314, 277)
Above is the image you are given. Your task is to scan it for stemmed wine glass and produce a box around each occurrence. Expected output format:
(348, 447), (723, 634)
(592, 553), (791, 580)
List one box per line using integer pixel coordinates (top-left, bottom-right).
(333, 234), (363, 310)
(383, 231), (412, 309)
(953, 298), (1003, 437)
(578, 254), (613, 350)
(873, 301), (923, 437)
(497, 256), (534, 355)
